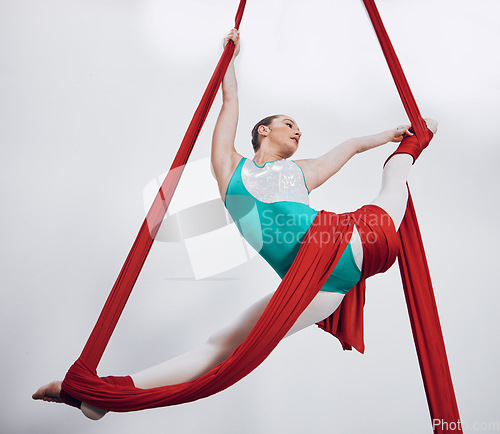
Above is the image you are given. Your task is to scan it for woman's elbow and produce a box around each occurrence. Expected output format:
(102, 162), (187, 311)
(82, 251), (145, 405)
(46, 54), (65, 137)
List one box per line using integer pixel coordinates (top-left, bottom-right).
(349, 138), (363, 154)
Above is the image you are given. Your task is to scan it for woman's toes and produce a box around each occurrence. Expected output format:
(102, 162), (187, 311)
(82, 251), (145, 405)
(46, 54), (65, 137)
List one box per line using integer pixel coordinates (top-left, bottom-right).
(32, 381), (62, 402)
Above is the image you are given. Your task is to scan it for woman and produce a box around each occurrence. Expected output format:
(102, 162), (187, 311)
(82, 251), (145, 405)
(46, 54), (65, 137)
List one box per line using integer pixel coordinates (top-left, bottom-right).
(33, 29), (438, 418)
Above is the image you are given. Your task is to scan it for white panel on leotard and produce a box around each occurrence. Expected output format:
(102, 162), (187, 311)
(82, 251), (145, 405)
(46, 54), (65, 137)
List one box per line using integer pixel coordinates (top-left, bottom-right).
(241, 159), (309, 205)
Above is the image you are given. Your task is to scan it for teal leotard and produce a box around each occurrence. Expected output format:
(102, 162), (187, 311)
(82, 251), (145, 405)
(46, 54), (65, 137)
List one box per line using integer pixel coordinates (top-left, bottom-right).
(224, 157), (361, 294)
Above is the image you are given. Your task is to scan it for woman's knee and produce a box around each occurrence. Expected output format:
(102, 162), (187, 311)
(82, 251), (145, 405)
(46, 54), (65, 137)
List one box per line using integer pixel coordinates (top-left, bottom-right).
(205, 292), (272, 355)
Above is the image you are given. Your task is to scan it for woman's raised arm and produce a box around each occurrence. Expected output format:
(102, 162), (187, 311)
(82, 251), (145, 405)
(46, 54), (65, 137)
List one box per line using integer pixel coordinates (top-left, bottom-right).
(211, 29), (243, 199)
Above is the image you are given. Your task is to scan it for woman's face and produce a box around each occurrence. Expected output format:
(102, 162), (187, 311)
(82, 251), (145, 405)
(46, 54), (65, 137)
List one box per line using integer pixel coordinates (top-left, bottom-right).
(264, 115), (302, 155)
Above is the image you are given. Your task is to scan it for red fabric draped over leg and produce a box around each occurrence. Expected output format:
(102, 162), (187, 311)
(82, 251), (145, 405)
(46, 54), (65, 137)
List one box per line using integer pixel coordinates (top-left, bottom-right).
(317, 205), (399, 352)
(61, 207), (398, 411)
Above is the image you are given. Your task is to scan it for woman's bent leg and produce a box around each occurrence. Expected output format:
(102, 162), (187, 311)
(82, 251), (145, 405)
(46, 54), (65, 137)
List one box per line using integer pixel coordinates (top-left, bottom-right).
(131, 290), (344, 389)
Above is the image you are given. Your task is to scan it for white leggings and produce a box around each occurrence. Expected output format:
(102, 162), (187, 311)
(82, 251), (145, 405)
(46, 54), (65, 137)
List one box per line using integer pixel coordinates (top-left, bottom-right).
(130, 154), (413, 389)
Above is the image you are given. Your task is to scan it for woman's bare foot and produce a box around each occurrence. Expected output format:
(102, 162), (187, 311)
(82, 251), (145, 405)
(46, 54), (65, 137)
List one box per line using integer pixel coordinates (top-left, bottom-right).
(33, 380), (107, 420)
(425, 118), (438, 134)
(32, 381), (63, 403)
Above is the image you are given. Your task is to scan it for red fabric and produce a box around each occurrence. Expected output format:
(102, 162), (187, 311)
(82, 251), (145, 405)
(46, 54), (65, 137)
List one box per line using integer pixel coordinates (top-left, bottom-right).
(385, 127), (434, 165)
(316, 206), (399, 352)
(399, 193), (462, 433)
(61, 206), (398, 411)
(360, 1), (461, 432)
(75, 0), (246, 371)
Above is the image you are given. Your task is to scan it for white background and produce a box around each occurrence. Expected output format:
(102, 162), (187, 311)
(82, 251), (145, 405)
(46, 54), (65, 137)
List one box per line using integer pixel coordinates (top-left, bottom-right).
(1, 0), (499, 433)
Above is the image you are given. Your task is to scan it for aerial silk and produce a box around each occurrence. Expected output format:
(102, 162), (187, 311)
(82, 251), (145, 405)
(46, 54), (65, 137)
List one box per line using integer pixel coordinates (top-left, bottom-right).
(60, 0), (460, 431)
(360, 2), (461, 432)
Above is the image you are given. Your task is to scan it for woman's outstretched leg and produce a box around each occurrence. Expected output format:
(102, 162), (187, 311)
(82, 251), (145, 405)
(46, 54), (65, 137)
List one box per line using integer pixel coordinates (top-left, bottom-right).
(131, 290), (344, 389)
(370, 153), (413, 230)
(131, 293), (273, 388)
(34, 289), (343, 418)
